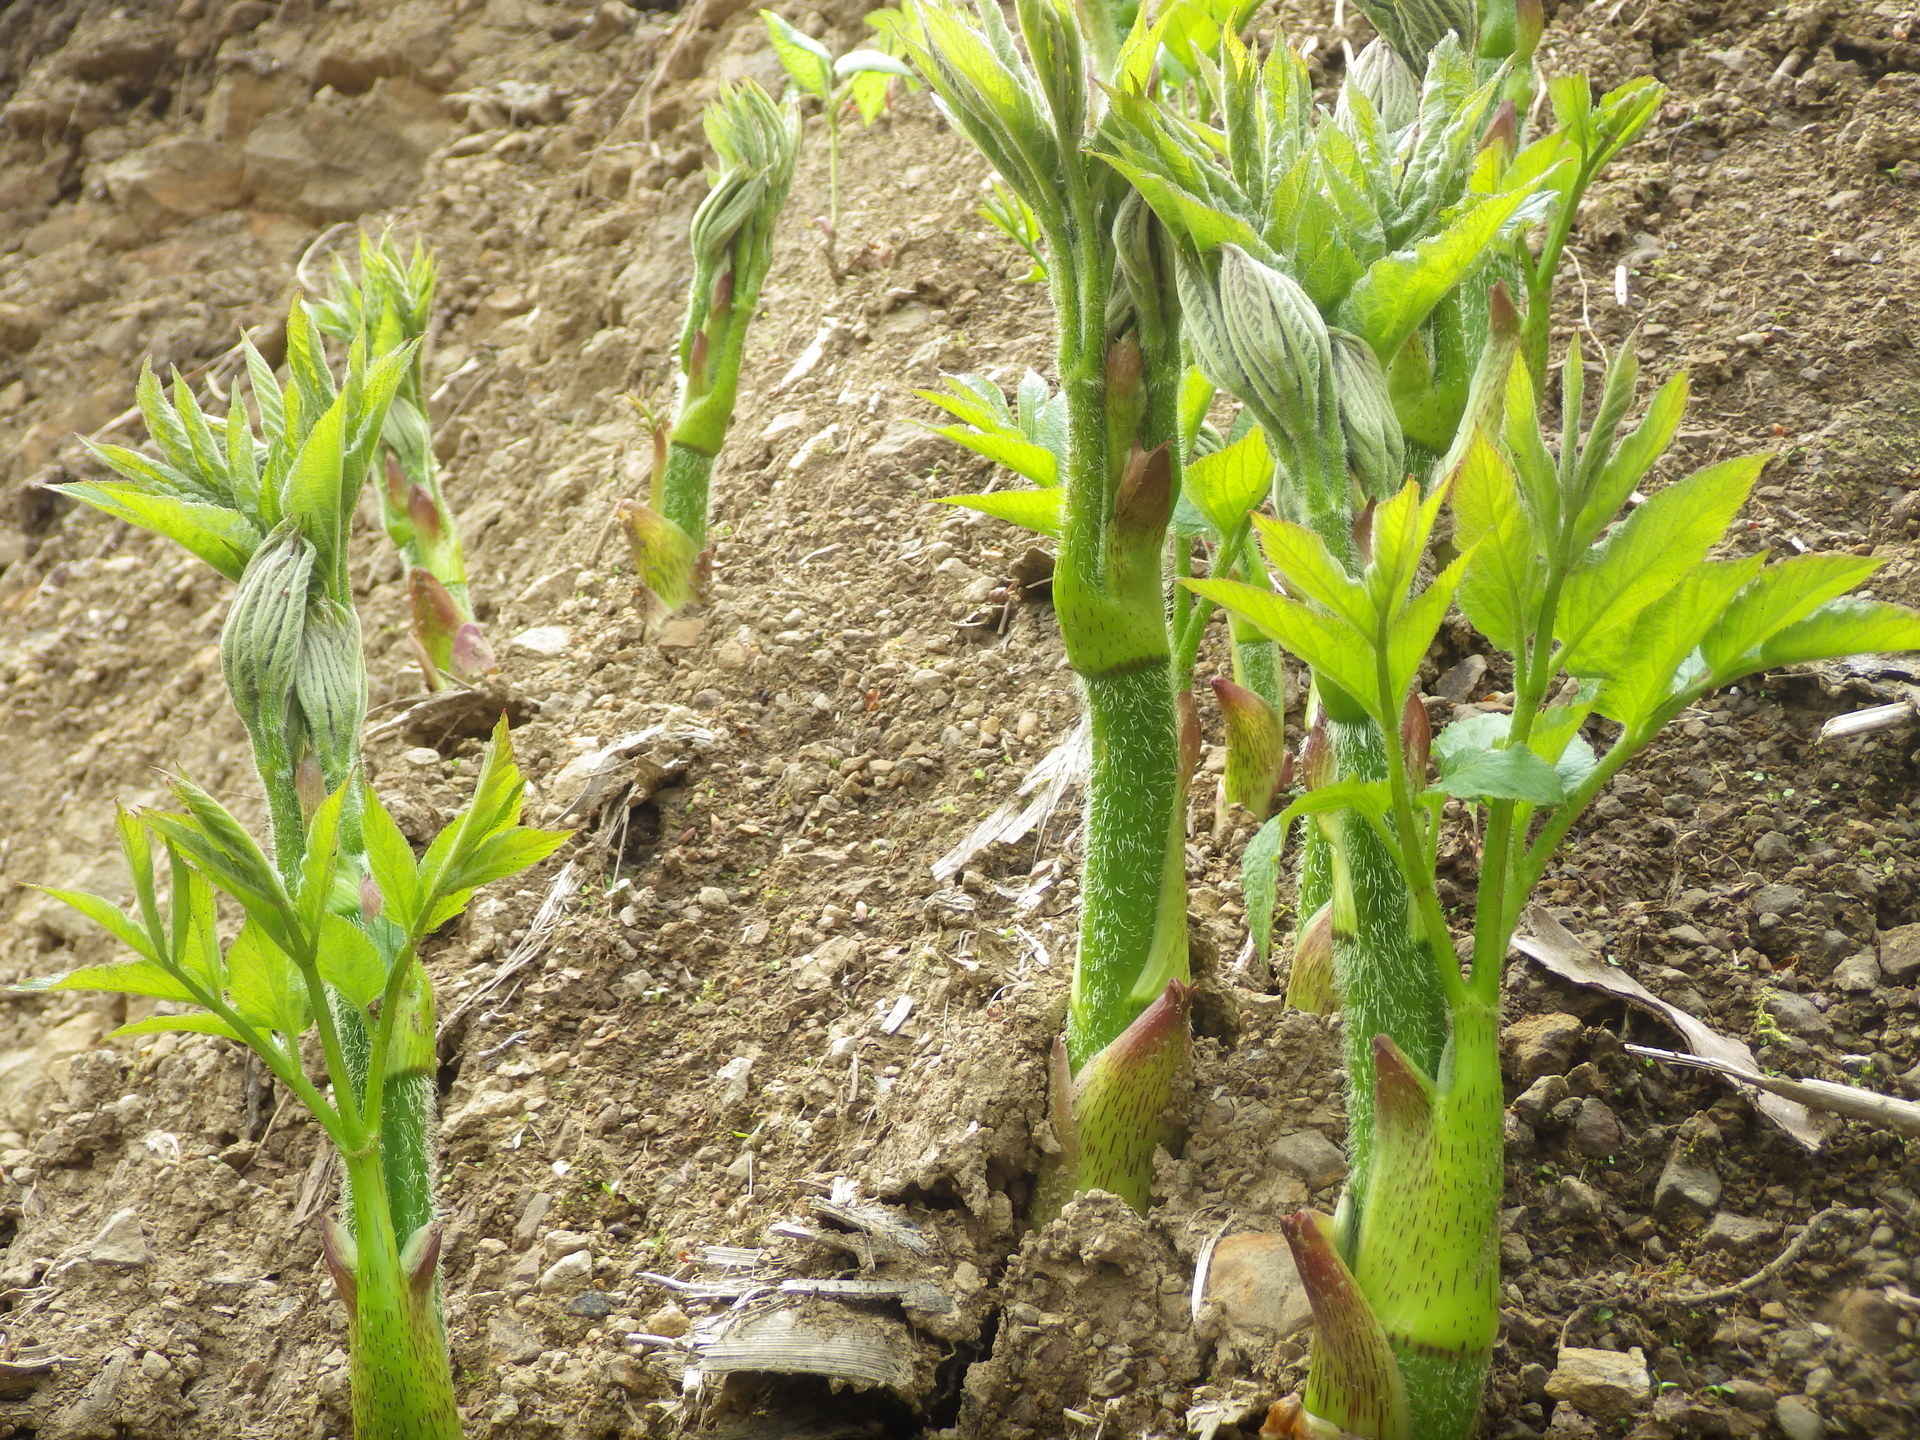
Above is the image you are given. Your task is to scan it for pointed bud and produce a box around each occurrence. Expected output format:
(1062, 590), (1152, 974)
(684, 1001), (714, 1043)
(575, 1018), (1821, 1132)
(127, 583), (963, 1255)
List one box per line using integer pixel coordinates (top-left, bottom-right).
(1371, 1033), (1436, 1144)
(616, 500), (700, 614)
(360, 870), (384, 923)
(450, 620), (496, 679)
(407, 485), (442, 545)
(317, 1214), (359, 1308)
(1050, 981), (1194, 1214)
(294, 751), (326, 824)
(1351, 500), (1376, 566)
(1489, 281), (1521, 341)
(1113, 443), (1173, 548)
(1261, 1395), (1368, 1440)
(1482, 99), (1518, 166)
(1400, 693), (1431, 783)
(1286, 903), (1338, 1015)
(400, 1222), (444, 1299)
(1213, 676), (1285, 821)
(1330, 330), (1405, 499)
(1347, 38), (1418, 131)
(1299, 713), (1333, 791)
(1280, 1209), (1412, 1440)
(710, 264), (735, 319)
(1177, 687), (1203, 791)
(384, 451), (409, 512)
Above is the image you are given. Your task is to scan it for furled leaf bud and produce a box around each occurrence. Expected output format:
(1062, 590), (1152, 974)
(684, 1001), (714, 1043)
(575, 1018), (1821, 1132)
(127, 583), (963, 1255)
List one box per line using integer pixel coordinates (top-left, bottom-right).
(1213, 676), (1286, 820)
(1280, 1208), (1412, 1440)
(450, 621), (497, 679)
(407, 484), (442, 545)
(1400, 692), (1432, 782)
(1286, 903), (1338, 1015)
(1299, 713), (1333, 791)
(383, 451), (409, 513)
(1219, 246), (1330, 450)
(1348, 38), (1418, 131)
(1112, 442), (1172, 547)
(221, 521), (314, 738)
(293, 598), (367, 790)
(1329, 330), (1405, 499)
(1177, 255), (1257, 413)
(1177, 687), (1203, 790)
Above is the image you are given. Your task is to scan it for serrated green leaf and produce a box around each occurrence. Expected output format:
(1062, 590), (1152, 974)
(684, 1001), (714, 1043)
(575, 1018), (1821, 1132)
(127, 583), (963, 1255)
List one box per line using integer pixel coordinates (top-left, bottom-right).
(316, 912), (386, 1011)
(929, 425), (1059, 487)
(763, 9), (834, 99)
(29, 886), (158, 962)
(1573, 371), (1689, 545)
(1450, 432), (1536, 653)
(361, 786), (422, 938)
(1183, 578), (1379, 720)
(1742, 598), (1920, 677)
(299, 785), (346, 938)
(1430, 746), (1566, 803)
(1556, 454), (1763, 671)
(1335, 188), (1535, 362)
(847, 68), (893, 125)
(1243, 813), (1285, 963)
(51, 481), (257, 583)
(1702, 554), (1884, 678)
(226, 919), (310, 1036)
(1251, 512), (1373, 632)
(835, 48), (912, 81)
(282, 391), (350, 576)
(109, 1013), (246, 1043)
(19, 956), (197, 1003)
(1385, 552), (1470, 709)
(1581, 557), (1763, 728)
(1184, 427), (1270, 534)
(939, 489), (1062, 537)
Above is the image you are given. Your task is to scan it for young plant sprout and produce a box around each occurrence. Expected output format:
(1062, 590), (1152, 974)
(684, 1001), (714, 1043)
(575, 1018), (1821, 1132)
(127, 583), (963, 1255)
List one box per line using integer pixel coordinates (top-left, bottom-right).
(307, 231), (495, 688)
(619, 81), (799, 616)
(38, 306), (569, 1438)
(759, 8), (913, 243)
(1188, 341), (1920, 1440)
(905, 0), (1210, 1215)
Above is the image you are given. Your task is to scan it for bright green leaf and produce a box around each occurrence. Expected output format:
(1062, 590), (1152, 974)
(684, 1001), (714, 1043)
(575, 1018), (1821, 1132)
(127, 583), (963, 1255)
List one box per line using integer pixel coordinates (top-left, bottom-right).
(1702, 553), (1883, 679)
(110, 1013), (246, 1043)
(226, 920), (311, 1036)
(1184, 427), (1270, 534)
(762, 10), (835, 98)
(316, 913), (386, 1012)
(939, 489), (1062, 537)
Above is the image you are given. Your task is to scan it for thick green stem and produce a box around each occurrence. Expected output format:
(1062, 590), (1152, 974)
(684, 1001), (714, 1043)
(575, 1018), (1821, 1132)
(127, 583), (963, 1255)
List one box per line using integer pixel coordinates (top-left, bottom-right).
(1067, 662), (1189, 1068)
(658, 445), (717, 551)
(337, 1154), (461, 1440)
(1326, 716), (1449, 1229)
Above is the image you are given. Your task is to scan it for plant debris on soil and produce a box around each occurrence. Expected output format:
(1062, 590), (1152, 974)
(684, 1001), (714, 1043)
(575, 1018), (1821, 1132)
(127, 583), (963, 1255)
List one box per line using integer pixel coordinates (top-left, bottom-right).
(1, 1), (1918, 1437)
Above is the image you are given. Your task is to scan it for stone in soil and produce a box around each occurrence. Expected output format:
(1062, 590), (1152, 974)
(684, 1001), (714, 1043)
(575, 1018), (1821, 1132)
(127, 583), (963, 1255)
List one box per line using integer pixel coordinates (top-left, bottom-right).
(1267, 1128), (1346, 1190)
(1544, 1345), (1650, 1420)
(1831, 951), (1881, 992)
(1700, 1211), (1777, 1253)
(1571, 1097), (1621, 1158)
(1505, 1012), (1583, 1083)
(1774, 1393), (1825, 1440)
(1878, 922), (1920, 982)
(1654, 1149), (1722, 1220)
(1201, 1232), (1312, 1338)
(1764, 989), (1831, 1040)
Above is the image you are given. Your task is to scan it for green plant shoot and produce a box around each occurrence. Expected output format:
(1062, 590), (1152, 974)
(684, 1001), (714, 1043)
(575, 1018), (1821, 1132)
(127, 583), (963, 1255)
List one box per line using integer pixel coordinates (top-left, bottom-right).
(1189, 339), (1920, 1439)
(308, 231), (496, 689)
(619, 81), (799, 616)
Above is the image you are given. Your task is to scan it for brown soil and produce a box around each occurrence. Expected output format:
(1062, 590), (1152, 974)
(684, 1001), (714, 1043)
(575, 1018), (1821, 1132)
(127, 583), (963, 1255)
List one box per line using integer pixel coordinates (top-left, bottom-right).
(1, 2), (1918, 1438)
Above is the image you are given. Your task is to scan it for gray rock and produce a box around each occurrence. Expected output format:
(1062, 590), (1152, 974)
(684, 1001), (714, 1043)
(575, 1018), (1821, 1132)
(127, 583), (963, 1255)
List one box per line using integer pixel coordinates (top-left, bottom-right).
(88, 1208), (149, 1266)
(536, 1250), (594, 1294)
(1505, 1012), (1583, 1083)
(1752, 883), (1805, 917)
(1832, 951), (1881, 993)
(1700, 1212), (1777, 1254)
(1753, 830), (1795, 864)
(1833, 1286), (1901, 1354)
(1269, 1129), (1347, 1190)
(487, 1311), (545, 1364)
(1512, 1074), (1570, 1125)
(1572, 1098), (1621, 1158)
(1775, 1394), (1824, 1440)
(1544, 1345), (1650, 1420)
(1879, 923), (1920, 983)
(567, 1290), (616, 1319)
(1654, 1150), (1721, 1219)
(1557, 1176), (1607, 1224)
(1764, 989), (1831, 1040)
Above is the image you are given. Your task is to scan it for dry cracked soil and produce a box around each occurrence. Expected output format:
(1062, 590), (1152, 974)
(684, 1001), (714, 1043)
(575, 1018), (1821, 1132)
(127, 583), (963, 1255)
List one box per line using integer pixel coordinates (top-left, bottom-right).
(2, 1), (1920, 1438)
